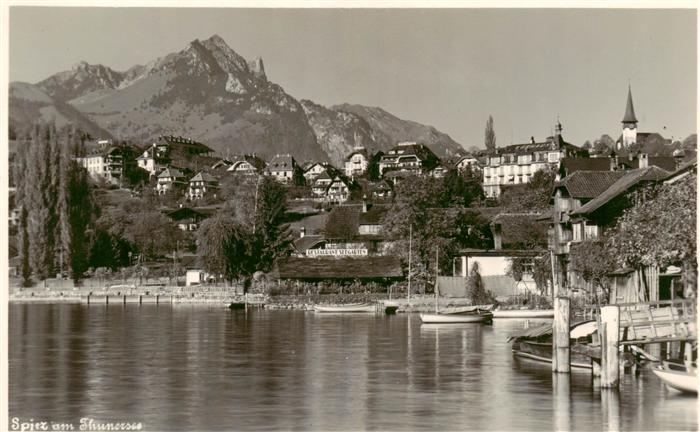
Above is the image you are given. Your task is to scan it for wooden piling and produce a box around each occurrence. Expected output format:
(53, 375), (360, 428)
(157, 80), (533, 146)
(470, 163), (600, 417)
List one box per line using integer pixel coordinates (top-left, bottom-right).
(600, 305), (620, 388)
(552, 296), (571, 373)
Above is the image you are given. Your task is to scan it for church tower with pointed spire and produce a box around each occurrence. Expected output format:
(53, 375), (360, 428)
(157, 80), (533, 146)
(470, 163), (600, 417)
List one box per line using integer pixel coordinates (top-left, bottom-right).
(621, 85), (638, 148)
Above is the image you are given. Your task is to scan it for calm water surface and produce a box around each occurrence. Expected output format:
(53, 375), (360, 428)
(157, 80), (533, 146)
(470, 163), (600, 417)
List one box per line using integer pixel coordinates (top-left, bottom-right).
(9, 304), (698, 431)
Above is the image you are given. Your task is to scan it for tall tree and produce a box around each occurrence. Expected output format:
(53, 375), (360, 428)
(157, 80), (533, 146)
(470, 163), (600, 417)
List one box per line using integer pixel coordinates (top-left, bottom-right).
(485, 115), (496, 152)
(64, 159), (94, 282)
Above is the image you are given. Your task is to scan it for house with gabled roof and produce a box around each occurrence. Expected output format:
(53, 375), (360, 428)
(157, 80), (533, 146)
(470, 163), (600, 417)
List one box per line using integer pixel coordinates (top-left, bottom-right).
(156, 167), (187, 195)
(227, 154), (266, 175)
(266, 154), (297, 183)
(345, 146), (370, 177)
(187, 171), (219, 200)
(378, 141), (440, 177)
(455, 155), (482, 173)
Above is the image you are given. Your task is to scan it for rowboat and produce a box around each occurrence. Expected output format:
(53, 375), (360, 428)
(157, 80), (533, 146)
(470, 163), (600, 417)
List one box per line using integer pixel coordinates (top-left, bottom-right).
(420, 310), (493, 324)
(314, 303), (375, 313)
(509, 320), (598, 370)
(493, 309), (555, 319)
(653, 361), (698, 394)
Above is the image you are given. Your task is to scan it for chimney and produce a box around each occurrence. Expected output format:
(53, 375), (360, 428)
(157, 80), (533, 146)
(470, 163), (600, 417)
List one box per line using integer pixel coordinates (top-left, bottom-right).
(300, 227), (306, 238)
(530, 136), (535, 144)
(638, 153), (648, 169)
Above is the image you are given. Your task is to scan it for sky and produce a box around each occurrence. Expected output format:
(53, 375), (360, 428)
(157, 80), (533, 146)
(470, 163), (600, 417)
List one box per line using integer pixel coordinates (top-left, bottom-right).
(8, 7), (698, 148)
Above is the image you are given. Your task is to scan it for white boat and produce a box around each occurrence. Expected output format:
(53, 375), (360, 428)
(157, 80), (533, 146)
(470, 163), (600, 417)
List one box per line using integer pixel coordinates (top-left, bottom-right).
(652, 361), (698, 394)
(420, 311), (493, 324)
(493, 309), (555, 318)
(314, 303), (376, 313)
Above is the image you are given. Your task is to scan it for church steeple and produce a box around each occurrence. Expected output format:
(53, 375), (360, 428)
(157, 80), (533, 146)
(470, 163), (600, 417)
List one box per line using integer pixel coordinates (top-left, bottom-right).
(621, 85), (638, 149)
(622, 85), (638, 125)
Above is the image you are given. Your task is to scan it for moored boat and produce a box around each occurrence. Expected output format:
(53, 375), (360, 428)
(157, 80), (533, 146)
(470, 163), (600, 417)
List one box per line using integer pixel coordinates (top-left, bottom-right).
(493, 309), (555, 319)
(509, 320), (598, 370)
(653, 361), (698, 394)
(314, 303), (376, 313)
(420, 311), (493, 324)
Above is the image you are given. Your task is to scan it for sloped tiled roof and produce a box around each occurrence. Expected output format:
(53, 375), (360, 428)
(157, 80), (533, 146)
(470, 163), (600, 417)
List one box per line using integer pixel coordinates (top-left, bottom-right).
(346, 147), (369, 160)
(158, 167), (185, 179)
(571, 166), (670, 216)
(190, 172), (218, 183)
(560, 157), (612, 174)
(556, 170), (627, 199)
(277, 256), (403, 279)
(268, 154), (295, 170)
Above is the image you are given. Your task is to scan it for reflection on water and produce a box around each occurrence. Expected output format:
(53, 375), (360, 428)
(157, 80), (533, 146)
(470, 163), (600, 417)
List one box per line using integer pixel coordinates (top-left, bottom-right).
(9, 304), (698, 431)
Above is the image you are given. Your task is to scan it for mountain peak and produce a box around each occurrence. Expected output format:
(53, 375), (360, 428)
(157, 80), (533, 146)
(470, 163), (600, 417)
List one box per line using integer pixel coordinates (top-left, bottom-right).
(72, 60), (90, 70)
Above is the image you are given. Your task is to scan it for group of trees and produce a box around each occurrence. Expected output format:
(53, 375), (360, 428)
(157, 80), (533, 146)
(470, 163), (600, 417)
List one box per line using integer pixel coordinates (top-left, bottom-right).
(197, 176), (292, 283)
(16, 124), (96, 285)
(382, 171), (492, 289)
(569, 173), (697, 301)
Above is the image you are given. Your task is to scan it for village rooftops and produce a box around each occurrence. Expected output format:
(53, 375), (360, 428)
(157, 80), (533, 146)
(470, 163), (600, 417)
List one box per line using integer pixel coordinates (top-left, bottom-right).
(158, 135), (214, 155)
(570, 166), (670, 217)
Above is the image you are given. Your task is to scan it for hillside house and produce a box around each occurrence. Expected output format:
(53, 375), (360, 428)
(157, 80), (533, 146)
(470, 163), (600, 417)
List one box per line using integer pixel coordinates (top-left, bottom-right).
(157, 135), (214, 157)
(428, 163), (449, 178)
(304, 162), (338, 182)
(266, 154), (297, 183)
(76, 140), (137, 185)
(378, 141), (439, 177)
(156, 167), (187, 195)
(227, 154), (266, 175)
(187, 172), (219, 200)
(482, 123), (586, 198)
(456, 155), (482, 173)
(344, 147), (370, 177)
(165, 207), (216, 231)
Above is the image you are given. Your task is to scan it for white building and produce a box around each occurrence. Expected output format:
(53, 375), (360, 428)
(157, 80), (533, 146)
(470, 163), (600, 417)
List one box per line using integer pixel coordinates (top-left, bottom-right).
(482, 124), (586, 198)
(344, 147), (370, 177)
(266, 154), (297, 183)
(378, 141), (439, 176)
(156, 167), (187, 195)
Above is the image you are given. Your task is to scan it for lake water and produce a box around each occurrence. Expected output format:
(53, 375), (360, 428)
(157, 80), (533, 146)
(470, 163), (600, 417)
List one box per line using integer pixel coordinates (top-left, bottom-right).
(9, 303), (698, 431)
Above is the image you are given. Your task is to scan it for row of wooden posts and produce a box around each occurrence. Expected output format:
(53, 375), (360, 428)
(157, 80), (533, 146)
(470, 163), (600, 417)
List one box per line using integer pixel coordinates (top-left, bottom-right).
(551, 296), (622, 388)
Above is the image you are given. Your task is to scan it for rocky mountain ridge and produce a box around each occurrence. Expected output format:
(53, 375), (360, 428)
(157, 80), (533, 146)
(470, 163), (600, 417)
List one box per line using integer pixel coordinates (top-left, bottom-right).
(10, 34), (465, 166)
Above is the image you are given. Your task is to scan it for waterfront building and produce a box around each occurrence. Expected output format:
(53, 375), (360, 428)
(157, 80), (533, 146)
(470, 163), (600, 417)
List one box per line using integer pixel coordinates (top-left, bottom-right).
(156, 167), (187, 195)
(482, 123), (586, 198)
(344, 146), (370, 177)
(378, 141), (440, 177)
(276, 256), (403, 284)
(187, 171), (219, 200)
(265, 154), (297, 183)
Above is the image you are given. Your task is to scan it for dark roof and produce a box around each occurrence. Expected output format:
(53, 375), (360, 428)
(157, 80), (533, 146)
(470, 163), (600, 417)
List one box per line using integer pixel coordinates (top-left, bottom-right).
(571, 166), (670, 216)
(268, 154), (295, 170)
(555, 170), (627, 199)
(277, 256), (403, 279)
(190, 172), (218, 183)
(622, 86), (638, 123)
(560, 157), (612, 175)
(166, 207), (209, 221)
(664, 157), (697, 183)
(359, 204), (390, 224)
(491, 213), (548, 249)
(159, 135), (214, 154)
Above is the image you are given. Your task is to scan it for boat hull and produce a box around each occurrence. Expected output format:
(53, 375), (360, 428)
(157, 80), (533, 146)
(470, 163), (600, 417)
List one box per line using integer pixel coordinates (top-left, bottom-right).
(493, 309), (555, 318)
(512, 340), (592, 370)
(420, 312), (492, 324)
(653, 363), (698, 394)
(314, 304), (375, 313)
